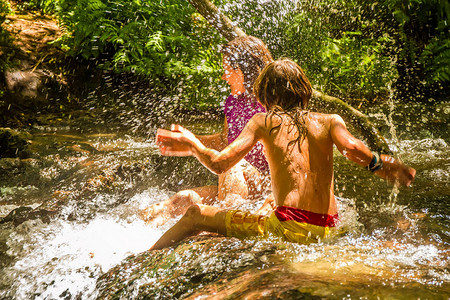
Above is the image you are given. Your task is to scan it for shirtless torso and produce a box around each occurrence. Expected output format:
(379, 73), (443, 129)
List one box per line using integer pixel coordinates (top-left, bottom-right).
(260, 112), (337, 215)
(152, 108), (416, 250)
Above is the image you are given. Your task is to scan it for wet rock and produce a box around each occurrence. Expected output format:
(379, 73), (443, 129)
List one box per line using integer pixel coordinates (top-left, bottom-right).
(85, 173), (116, 192)
(187, 267), (324, 299)
(4, 69), (41, 100)
(3, 65), (68, 111)
(0, 190), (69, 226)
(0, 205), (58, 226)
(0, 157), (22, 174)
(39, 190), (73, 211)
(96, 235), (283, 299)
(396, 218), (411, 232)
(98, 236), (378, 299)
(97, 234), (441, 299)
(0, 128), (32, 158)
(0, 157), (43, 194)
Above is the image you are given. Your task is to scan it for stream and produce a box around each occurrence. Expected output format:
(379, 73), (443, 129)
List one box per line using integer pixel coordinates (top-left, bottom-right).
(0, 100), (449, 299)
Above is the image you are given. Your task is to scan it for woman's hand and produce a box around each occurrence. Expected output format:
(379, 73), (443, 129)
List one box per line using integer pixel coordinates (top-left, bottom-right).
(156, 124), (199, 156)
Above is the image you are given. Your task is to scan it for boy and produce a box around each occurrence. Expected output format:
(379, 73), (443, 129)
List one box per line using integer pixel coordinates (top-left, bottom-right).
(150, 59), (416, 250)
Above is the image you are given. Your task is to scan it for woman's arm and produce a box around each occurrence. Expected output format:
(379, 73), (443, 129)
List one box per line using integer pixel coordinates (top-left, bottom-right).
(330, 114), (415, 186)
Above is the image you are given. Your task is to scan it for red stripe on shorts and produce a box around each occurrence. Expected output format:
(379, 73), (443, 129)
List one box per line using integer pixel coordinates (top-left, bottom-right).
(274, 206), (338, 227)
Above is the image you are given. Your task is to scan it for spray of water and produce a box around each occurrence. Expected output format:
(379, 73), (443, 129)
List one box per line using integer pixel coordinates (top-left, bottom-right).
(0, 187), (176, 299)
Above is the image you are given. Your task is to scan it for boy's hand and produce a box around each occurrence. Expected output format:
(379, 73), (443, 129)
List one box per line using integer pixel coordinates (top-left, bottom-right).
(377, 155), (416, 187)
(156, 124), (198, 156)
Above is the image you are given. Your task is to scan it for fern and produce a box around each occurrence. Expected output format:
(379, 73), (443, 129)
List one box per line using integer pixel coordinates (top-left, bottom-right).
(420, 39), (450, 83)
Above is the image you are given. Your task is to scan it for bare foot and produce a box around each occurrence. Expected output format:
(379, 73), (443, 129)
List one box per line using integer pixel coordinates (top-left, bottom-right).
(145, 215), (168, 227)
(138, 202), (166, 223)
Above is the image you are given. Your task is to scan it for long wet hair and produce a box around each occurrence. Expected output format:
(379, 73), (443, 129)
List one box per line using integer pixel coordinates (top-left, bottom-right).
(254, 58), (312, 151)
(221, 36), (273, 93)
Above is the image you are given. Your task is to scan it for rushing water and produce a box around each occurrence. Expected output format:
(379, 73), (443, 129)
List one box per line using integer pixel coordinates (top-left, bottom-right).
(0, 98), (448, 299)
(1, 0), (447, 296)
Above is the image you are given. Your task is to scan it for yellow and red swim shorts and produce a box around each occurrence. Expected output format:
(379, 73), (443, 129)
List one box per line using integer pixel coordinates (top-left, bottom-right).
(225, 206), (338, 244)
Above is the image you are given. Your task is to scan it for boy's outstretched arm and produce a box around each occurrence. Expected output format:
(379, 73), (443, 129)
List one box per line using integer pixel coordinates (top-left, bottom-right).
(330, 115), (416, 187)
(194, 119), (229, 151)
(156, 116), (262, 175)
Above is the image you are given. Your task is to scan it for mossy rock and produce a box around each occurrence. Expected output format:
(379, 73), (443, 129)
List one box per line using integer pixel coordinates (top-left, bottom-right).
(96, 236), (284, 299)
(0, 128), (32, 158)
(0, 205), (59, 226)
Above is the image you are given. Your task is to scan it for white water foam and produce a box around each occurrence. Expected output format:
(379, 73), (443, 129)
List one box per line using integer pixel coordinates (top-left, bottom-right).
(2, 187), (173, 299)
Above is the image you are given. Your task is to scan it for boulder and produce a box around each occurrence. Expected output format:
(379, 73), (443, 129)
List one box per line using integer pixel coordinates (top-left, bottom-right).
(0, 128), (32, 158)
(0, 206), (58, 226)
(95, 236), (287, 299)
(4, 69), (41, 100)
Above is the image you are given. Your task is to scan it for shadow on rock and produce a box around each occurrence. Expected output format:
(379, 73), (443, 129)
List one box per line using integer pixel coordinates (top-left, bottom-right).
(0, 128), (32, 158)
(96, 235), (285, 299)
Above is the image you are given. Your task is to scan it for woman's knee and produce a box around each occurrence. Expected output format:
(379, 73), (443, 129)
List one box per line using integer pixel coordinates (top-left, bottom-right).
(173, 190), (201, 205)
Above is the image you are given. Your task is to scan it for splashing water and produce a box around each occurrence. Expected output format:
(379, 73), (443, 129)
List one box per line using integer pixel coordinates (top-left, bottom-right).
(0, 123), (448, 298)
(0, 0), (449, 296)
(1, 188), (175, 299)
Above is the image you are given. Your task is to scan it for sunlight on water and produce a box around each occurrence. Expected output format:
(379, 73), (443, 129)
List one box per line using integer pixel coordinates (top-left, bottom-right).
(90, 136), (157, 152)
(286, 235), (449, 287)
(1, 188), (172, 299)
(1, 128), (448, 298)
(399, 138), (449, 185)
(0, 0), (448, 297)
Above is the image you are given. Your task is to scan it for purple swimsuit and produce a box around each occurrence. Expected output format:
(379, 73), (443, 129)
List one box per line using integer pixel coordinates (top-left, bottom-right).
(224, 93), (270, 174)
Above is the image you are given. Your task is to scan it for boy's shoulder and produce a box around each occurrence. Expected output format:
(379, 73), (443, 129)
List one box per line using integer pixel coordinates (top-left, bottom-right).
(251, 111), (346, 132)
(307, 112), (342, 124)
(252, 111), (342, 123)
(307, 113), (346, 136)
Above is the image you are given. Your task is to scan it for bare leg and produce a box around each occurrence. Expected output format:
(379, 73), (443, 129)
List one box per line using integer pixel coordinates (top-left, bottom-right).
(139, 186), (218, 226)
(243, 165), (270, 199)
(150, 204), (228, 250)
(140, 162), (250, 226)
(220, 160), (272, 204)
(140, 161), (271, 227)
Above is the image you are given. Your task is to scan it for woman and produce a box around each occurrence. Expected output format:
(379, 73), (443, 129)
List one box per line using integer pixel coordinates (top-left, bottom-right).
(140, 36), (275, 226)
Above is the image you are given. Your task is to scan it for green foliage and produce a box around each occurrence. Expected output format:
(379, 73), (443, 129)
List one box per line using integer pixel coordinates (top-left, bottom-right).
(385, 0), (450, 84)
(223, 0), (448, 100)
(282, 0), (399, 99)
(15, 0), (59, 13)
(10, 0), (447, 107)
(317, 32), (397, 98)
(222, 0), (398, 100)
(420, 38), (450, 82)
(0, 0), (12, 73)
(54, 0), (225, 108)
(0, 0), (10, 21)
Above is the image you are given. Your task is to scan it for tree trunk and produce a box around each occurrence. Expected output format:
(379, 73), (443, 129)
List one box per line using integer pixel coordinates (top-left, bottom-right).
(310, 90), (389, 152)
(188, 0), (391, 153)
(187, 0), (246, 41)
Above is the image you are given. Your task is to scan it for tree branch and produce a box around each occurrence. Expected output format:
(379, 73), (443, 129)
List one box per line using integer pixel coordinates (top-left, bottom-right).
(187, 0), (246, 41)
(310, 90), (390, 152)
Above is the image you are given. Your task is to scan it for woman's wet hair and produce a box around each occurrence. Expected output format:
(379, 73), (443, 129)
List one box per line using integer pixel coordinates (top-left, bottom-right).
(221, 36), (273, 93)
(254, 58), (312, 151)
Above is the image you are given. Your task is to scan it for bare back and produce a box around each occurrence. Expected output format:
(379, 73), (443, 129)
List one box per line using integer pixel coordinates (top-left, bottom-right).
(256, 112), (337, 215)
